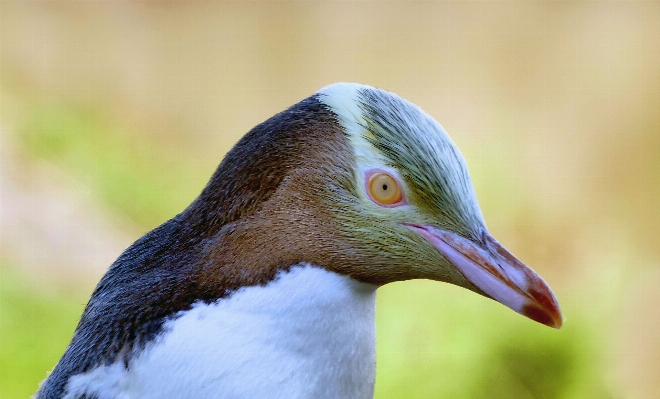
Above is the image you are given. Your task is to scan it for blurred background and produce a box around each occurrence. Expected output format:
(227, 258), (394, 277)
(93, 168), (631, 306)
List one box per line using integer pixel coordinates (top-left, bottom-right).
(1, 2), (659, 398)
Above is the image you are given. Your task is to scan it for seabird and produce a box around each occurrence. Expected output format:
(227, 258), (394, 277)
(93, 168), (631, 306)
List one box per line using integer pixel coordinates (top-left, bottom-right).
(37, 83), (562, 399)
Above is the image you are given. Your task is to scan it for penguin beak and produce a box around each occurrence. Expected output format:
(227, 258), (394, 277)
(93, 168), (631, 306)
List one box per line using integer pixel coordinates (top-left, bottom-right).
(406, 224), (563, 329)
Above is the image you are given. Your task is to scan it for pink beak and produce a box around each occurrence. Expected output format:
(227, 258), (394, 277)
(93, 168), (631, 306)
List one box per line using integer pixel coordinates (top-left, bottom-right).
(407, 224), (563, 329)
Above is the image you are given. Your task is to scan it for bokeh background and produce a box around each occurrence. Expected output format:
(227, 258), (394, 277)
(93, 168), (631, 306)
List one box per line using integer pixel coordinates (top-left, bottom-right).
(2, 2), (659, 398)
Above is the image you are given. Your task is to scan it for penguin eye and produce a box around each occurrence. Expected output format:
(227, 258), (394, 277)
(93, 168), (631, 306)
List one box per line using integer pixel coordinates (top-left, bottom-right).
(367, 171), (405, 206)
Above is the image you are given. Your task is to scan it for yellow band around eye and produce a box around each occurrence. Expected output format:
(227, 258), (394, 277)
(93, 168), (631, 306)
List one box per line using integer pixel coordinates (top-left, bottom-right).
(368, 172), (403, 205)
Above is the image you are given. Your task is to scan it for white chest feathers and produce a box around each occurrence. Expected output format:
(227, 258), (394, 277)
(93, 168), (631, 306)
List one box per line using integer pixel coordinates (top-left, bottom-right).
(63, 264), (378, 399)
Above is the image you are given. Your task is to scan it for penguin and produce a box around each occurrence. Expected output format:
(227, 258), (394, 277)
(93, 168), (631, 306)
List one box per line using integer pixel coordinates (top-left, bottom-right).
(36, 83), (562, 399)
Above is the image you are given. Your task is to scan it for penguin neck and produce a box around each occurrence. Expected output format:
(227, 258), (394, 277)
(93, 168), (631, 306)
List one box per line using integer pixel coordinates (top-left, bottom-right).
(64, 264), (379, 399)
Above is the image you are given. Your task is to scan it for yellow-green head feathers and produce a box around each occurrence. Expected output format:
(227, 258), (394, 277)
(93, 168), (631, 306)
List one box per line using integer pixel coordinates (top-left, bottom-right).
(318, 83), (485, 242)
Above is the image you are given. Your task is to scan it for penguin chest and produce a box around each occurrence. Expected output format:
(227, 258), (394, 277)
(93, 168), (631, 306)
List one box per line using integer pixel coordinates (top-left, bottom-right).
(63, 265), (378, 399)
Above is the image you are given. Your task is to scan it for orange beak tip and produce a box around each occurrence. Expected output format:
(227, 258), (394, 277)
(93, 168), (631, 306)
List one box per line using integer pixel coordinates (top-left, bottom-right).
(522, 302), (564, 329)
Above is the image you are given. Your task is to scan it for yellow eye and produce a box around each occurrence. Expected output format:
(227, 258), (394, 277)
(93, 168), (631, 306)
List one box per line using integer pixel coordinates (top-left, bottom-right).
(368, 172), (404, 206)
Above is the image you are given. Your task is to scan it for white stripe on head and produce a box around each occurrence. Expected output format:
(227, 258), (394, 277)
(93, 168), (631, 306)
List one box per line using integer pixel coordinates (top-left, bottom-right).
(318, 82), (485, 237)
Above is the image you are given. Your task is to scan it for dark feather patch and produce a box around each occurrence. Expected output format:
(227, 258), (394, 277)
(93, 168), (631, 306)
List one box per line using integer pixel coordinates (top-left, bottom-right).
(36, 96), (351, 399)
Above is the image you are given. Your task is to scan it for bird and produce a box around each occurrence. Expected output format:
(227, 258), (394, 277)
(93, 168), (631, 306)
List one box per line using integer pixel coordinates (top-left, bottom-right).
(36, 83), (562, 399)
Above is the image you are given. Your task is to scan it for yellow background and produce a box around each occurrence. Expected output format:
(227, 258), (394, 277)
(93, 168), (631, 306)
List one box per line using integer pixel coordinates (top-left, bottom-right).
(2, 2), (659, 398)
